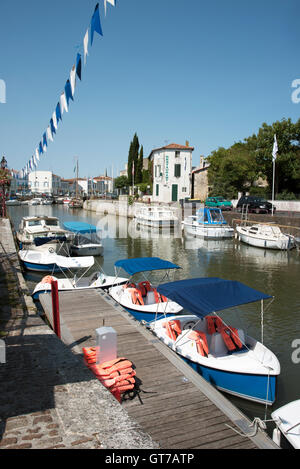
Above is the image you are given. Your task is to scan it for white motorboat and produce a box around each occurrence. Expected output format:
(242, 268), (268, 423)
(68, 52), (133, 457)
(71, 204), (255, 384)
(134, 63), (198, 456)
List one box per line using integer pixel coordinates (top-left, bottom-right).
(236, 223), (295, 250)
(19, 249), (93, 272)
(32, 269), (128, 300)
(272, 400), (300, 448)
(16, 215), (73, 254)
(150, 277), (280, 405)
(28, 198), (42, 205)
(183, 207), (234, 239)
(135, 205), (179, 228)
(109, 257), (183, 322)
(63, 222), (104, 257)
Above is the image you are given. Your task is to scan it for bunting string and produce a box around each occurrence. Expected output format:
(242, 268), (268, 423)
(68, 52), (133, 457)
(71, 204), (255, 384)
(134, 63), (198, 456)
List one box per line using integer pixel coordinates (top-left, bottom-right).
(20, 1), (116, 179)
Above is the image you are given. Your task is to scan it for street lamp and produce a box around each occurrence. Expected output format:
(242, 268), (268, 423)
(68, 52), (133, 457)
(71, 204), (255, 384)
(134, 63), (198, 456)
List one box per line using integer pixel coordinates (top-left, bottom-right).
(0, 155), (10, 218)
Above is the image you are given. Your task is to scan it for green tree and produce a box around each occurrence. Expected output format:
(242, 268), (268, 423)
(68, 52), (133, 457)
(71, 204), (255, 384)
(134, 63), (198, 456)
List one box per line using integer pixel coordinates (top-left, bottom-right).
(127, 133), (140, 186)
(114, 175), (129, 190)
(136, 145), (143, 184)
(207, 143), (258, 198)
(245, 118), (300, 195)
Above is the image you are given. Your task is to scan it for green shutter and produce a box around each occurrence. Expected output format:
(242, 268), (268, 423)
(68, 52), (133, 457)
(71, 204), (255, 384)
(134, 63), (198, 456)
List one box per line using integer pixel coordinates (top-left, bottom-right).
(172, 184), (178, 202)
(174, 164), (181, 177)
(156, 184), (159, 196)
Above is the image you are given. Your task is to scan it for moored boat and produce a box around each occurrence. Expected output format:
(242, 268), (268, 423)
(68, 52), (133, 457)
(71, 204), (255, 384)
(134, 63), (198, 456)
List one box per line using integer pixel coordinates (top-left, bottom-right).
(109, 257), (183, 321)
(19, 249), (94, 272)
(135, 205), (179, 228)
(272, 400), (300, 448)
(16, 215), (73, 254)
(32, 269), (128, 300)
(63, 221), (104, 257)
(183, 207), (234, 239)
(150, 277), (280, 405)
(236, 223), (295, 250)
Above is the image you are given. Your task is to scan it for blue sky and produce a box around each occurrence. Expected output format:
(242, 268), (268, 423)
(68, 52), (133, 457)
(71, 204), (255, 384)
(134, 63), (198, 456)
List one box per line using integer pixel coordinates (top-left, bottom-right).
(0, 0), (299, 178)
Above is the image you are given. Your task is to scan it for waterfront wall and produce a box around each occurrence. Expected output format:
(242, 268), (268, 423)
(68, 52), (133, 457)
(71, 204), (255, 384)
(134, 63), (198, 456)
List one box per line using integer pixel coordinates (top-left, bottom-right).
(83, 198), (181, 218)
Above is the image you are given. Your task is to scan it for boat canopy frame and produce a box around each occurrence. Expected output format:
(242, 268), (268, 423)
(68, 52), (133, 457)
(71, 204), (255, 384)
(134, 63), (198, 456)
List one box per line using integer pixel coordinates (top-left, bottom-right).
(156, 277), (274, 344)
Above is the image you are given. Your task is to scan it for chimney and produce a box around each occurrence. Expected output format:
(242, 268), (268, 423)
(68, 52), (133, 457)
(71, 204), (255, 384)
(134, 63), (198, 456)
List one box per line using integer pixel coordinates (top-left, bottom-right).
(185, 140), (189, 147)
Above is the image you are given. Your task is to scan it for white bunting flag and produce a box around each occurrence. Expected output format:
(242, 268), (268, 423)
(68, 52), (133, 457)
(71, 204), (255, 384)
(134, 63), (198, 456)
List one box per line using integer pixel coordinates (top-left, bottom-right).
(52, 111), (58, 130)
(60, 91), (68, 114)
(104, 0), (115, 15)
(35, 148), (40, 162)
(70, 65), (76, 98)
(47, 126), (54, 142)
(83, 28), (89, 65)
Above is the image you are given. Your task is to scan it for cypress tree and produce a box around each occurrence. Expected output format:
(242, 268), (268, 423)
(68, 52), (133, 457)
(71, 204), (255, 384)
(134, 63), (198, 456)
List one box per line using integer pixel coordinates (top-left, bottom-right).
(127, 139), (135, 185)
(136, 145), (143, 184)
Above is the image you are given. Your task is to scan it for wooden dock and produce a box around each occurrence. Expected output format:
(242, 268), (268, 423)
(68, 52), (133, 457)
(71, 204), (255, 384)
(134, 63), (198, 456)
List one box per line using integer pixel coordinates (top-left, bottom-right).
(40, 288), (278, 449)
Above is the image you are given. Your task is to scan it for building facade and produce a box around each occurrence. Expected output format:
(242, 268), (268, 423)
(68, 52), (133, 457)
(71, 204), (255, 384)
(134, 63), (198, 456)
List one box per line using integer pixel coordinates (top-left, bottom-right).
(149, 143), (194, 203)
(28, 171), (61, 196)
(191, 156), (210, 200)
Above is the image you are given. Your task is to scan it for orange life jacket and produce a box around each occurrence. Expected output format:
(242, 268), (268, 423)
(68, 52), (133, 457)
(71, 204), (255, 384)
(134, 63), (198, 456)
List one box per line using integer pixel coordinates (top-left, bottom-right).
(128, 288), (144, 306)
(153, 289), (168, 304)
(163, 320), (182, 341)
(188, 330), (209, 357)
(41, 275), (55, 284)
(138, 280), (153, 297)
(205, 315), (224, 335)
(220, 326), (243, 351)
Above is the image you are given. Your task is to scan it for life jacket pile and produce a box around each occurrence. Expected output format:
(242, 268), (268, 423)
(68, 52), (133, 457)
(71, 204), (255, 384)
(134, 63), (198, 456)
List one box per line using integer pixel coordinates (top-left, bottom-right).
(82, 347), (136, 402)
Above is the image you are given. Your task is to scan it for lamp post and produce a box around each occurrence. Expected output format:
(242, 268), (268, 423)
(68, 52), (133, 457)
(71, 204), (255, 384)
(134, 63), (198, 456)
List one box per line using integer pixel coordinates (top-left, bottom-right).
(0, 156), (10, 218)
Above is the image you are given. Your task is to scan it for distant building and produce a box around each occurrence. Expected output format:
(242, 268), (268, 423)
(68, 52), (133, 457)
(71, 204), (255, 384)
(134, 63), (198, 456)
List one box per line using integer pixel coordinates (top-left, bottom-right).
(191, 156), (210, 201)
(149, 143), (194, 203)
(28, 171), (61, 196)
(93, 176), (113, 194)
(10, 170), (28, 194)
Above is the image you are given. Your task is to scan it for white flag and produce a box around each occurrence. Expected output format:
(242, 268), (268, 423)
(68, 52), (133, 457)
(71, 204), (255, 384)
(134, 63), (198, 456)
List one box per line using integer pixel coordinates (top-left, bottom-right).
(35, 148), (40, 162)
(70, 65), (76, 98)
(52, 111), (58, 130)
(83, 28), (89, 65)
(60, 91), (68, 114)
(104, 0), (115, 15)
(272, 134), (278, 162)
(47, 126), (53, 142)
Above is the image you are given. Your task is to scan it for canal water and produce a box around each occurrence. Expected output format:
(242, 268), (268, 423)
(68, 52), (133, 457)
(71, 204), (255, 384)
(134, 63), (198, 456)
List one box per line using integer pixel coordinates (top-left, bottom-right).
(8, 203), (300, 438)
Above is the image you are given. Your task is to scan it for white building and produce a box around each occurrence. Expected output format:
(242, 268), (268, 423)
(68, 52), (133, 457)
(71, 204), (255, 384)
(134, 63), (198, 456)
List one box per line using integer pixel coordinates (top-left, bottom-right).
(93, 176), (113, 194)
(28, 171), (61, 196)
(149, 143), (194, 203)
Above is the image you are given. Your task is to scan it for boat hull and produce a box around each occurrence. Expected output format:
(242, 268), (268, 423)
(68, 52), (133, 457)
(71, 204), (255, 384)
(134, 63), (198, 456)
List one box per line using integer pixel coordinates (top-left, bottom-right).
(181, 355), (277, 405)
(22, 261), (65, 272)
(184, 222), (234, 239)
(70, 244), (104, 256)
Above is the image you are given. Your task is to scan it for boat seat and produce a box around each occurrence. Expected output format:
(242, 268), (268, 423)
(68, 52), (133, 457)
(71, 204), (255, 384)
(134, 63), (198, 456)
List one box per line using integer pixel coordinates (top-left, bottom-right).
(210, 329), (245, 356)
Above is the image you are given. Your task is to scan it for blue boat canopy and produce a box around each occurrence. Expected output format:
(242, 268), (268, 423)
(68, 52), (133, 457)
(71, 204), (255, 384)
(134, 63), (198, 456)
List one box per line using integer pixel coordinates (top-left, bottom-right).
(157, 278), (272, 317)
(63, 221), (97, 234)
(115, 257), (181, 276)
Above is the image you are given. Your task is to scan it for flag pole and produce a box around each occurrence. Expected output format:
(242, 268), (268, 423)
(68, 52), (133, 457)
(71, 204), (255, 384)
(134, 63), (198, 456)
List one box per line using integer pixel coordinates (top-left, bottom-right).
(271, 134), (278, 217)
(271, 159), (275, 216)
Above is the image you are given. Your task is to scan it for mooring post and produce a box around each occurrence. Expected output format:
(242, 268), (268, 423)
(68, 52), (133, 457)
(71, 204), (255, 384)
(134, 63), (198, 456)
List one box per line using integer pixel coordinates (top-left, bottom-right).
(51, 279), (61, 338)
